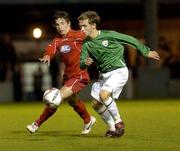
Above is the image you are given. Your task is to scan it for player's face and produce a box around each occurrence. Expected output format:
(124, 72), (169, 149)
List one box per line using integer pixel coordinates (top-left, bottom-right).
(79, 19), (94, 37)
(55, 18), (70, 36)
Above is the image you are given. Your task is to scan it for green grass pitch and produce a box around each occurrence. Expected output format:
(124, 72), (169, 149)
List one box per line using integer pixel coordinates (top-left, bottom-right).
(0, 99), (180, 151)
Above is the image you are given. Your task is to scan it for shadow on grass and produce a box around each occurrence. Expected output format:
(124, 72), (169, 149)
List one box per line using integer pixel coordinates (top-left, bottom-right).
(11, 130), (104, 139)
(39, 130), (104, 138)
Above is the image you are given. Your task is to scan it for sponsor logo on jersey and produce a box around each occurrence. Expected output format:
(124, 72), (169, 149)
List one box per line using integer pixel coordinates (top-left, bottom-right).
(60, 45), (71, 53)
(102, 40), (108, 47)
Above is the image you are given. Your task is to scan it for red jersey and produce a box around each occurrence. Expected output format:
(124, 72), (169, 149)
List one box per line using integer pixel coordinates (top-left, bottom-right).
(44, 29), (89, 80)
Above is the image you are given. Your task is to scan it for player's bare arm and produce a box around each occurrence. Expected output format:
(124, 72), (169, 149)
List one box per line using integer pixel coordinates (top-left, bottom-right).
(84, 57), (94, 66)
(39, 55), (50, 66)
(147, 51), (160, 60)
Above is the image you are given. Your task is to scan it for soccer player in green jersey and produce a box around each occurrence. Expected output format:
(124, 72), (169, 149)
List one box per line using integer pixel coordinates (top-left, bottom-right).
(78, 11), (160, 137)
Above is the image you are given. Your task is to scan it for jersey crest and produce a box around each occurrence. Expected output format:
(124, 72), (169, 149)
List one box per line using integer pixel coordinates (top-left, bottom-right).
(60, 45), (71, 53)
(102, 40), (108, 47)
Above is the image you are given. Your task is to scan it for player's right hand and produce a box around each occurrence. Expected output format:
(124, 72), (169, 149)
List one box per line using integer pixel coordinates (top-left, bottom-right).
(39, 55), (50, 66)
(84, 57), (94, 66)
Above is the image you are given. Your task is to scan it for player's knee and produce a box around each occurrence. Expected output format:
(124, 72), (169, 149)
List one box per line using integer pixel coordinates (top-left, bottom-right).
(67, 95), (77, 107)
(47, 104), (58, 109)
(68, 99), (77, 107)
(91, 99), (102, 110)
(99, 89), (111, 102)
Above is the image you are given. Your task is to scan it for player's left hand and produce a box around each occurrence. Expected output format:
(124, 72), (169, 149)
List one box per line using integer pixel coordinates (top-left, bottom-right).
(147, 51), (160, 60)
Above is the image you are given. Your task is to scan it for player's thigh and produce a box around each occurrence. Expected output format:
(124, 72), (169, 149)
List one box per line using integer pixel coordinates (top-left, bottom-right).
(64, 78), (88, 94)
(60, 86), (73, 99)
(102, 68), (128, 99)
(91, 80), (104, 102)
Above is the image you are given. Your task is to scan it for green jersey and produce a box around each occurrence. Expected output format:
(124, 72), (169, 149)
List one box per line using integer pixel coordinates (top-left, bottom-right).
(80, 30), (150, 73)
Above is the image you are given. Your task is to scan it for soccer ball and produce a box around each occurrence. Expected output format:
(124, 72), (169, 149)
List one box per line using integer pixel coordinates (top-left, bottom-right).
(43, 88), (62, 107)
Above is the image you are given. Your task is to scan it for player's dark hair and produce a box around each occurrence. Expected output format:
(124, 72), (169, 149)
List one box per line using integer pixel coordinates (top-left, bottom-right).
(78, 11), (100, 26)
(52, 10), (71, 26)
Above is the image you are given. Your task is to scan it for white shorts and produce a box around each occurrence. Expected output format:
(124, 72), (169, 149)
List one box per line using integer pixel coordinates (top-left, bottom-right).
(91, 67), (129, 102)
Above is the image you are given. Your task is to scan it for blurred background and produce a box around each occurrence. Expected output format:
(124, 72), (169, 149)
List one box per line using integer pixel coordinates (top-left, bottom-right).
(0, 0), (179, 102)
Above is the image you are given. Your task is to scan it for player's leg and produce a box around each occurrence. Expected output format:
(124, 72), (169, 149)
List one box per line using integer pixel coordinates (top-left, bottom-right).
(26, 86), (73, 133)
(61, 82), (91, 124)
(68, 97), (90, 124)
(26, 87), (65, 133)
(68, 96), (96, 134)
(99, 89), (125, 137)
(100, 89), (122, 124)
(91, 81), (119, 137)
(26, 78), (78, 133)
(99, 67), (128, 137)
(26, 88), (64, 133)
(62, 78), (96, 134)
(91, 99), (119, 137)
(26, 105), (57, 133)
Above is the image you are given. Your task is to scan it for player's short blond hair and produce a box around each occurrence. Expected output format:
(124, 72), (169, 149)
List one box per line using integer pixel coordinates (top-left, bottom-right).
(78, 11), (100, 26)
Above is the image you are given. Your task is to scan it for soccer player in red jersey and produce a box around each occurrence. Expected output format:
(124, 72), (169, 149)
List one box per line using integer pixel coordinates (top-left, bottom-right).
(26, 11), (96, 134)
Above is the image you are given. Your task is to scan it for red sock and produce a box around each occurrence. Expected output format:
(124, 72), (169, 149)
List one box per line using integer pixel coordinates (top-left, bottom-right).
(35, 106), (57, 126)
(73, 100), (91, 124)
